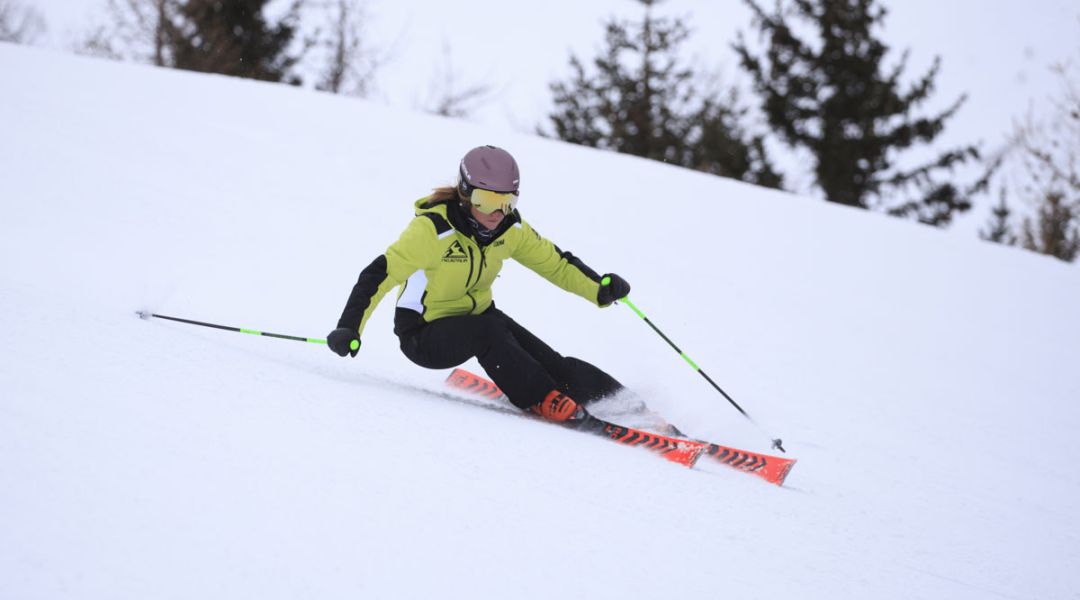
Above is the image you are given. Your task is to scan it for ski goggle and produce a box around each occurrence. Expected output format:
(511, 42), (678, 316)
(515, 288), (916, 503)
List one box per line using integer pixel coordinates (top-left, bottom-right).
(469, 188), (519, 215)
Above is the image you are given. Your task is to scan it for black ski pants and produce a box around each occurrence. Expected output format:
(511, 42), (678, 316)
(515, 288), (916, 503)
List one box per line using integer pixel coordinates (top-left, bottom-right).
(397, 306), (623, 410)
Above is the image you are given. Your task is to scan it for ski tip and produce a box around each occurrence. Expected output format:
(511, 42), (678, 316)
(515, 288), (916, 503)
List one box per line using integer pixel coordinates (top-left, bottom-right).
(769, 458), (797, 486)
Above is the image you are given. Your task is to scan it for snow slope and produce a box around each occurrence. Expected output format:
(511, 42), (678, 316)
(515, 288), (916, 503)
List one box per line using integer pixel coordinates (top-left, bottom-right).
(2, 43), (1079, 599)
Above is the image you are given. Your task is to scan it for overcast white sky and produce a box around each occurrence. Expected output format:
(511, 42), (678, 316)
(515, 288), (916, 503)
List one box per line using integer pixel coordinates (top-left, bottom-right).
(26, 0), (1080, 221)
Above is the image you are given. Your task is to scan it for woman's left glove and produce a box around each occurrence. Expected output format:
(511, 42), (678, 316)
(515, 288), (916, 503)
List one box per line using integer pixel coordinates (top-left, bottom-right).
(597, 273), (631, 306)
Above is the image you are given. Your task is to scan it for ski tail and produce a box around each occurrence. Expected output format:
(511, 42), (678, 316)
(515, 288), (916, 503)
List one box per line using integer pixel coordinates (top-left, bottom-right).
(446, 368), (506, 401)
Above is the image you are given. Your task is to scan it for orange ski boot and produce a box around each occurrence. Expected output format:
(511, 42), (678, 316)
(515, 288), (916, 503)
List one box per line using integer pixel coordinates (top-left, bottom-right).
(530, 390), (602, 431)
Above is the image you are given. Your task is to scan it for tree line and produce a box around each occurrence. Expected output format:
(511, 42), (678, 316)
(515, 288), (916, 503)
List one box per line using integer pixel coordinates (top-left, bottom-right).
(545, 0), (1077, 262)
(2, 0), (1076, 262)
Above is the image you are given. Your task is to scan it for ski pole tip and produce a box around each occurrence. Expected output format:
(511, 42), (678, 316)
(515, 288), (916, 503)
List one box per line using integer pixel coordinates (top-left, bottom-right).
(772, 438), (786, 453)
(136, 310), (151, 320)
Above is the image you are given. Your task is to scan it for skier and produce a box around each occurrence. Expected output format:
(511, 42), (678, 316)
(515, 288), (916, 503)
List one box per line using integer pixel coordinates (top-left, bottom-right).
(327, 145), (632, 427)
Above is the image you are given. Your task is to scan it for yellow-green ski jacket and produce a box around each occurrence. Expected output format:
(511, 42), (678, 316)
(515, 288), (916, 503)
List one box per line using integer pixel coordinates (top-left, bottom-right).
(336, 197), (608, 339)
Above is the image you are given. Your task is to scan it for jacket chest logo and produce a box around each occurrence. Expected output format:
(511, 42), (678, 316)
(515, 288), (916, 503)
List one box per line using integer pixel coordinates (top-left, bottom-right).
(442, 240), (469, 262)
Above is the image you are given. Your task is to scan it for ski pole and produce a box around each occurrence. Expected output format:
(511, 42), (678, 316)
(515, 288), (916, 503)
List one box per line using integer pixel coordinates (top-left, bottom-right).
(603, 278), (786, 453)
(135, 311), (340, 348)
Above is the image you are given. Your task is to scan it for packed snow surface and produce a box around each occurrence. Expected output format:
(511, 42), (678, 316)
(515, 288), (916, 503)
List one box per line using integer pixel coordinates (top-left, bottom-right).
(2, 44), (1078, 599)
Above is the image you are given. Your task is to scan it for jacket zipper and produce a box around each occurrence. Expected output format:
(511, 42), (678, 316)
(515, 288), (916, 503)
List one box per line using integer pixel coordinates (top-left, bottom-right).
(475, 247), (486, 288)
(464, 245), (477, 313)
(465, 242), (490, 314)
(466, 247), (475, 289)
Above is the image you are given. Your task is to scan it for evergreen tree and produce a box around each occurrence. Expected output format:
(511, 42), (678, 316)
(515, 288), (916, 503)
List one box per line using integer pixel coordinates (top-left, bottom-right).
(0, 0), (46, 44)
(979, 192), (1017, 246)
(83, 1), (382, 93)
(1021, 191), (1079, 262)
(996, 44), (1080, 262)
(733, 0), (978, 225)
(544, 0), (782, 188)
(160, 0), (306, 84)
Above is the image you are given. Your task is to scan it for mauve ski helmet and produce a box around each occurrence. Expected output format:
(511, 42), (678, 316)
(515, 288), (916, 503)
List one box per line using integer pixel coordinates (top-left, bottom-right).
(458, 145), (520, 196)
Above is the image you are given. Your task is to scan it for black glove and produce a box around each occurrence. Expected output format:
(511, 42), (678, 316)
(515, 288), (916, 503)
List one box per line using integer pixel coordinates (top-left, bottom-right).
(327, 327), (361, 357)
(597, 273), (631, 306)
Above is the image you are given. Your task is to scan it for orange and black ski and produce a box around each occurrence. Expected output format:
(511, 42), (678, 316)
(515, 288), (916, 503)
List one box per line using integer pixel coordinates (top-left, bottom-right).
(589, 421), (706, 468)
(445, 368), (507, 402)
(445, 368), (703, 467)
(444, 368), (796, 485)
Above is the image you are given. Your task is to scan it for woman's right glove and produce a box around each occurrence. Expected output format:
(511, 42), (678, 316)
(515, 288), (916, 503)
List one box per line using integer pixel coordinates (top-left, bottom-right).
(327, 327), (361, 357)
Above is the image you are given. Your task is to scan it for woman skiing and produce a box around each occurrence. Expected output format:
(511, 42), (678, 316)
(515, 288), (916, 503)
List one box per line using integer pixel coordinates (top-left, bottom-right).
(327, 145), (631, 427)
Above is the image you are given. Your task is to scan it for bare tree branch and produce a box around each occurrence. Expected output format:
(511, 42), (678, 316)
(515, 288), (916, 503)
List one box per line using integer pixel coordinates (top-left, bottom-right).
(424, 41), (492, 118)
(311, 0), (383, 96)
